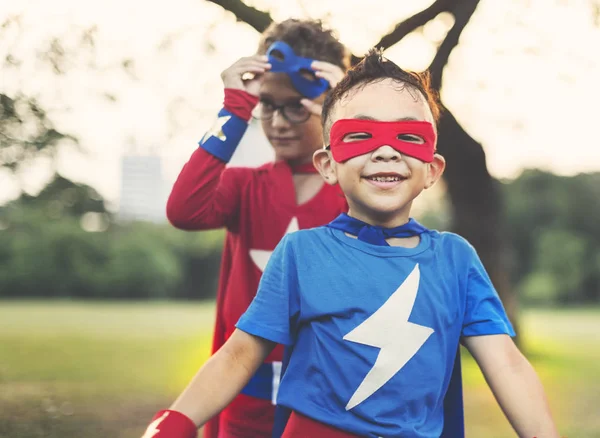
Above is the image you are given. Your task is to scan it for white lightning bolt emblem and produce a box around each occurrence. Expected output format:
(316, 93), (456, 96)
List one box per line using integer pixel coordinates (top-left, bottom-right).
(201, 115), (231, 144)
(141, 411), (169, 438)
(249, 217), (299, 271)
(343, 264), (433, 410)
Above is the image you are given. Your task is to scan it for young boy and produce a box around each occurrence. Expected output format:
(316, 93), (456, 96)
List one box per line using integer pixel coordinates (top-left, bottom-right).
(148, 51), (559, 437)
(165, 19), (349, 438)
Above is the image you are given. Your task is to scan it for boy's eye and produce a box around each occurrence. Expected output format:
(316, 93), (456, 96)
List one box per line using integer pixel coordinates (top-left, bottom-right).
(260, 100), (275, 110)
(343, 132), (372, 142)
(397, 134), (424, 144)
(286, 102), (305, 111)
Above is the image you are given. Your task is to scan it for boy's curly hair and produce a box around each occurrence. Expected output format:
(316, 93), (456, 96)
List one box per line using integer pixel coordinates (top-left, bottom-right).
(321, 48), (442, 143)
(257, 19), (350, 71)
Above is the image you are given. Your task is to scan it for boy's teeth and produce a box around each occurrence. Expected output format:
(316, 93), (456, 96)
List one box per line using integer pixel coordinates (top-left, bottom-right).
(370, 176), (400, 182)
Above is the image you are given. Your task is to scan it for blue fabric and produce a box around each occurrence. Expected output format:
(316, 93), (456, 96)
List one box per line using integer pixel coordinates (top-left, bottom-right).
(267, 41), (329, 99)
(327, 213), (428, 245)
(440, 350), (464, 438)
(238, 220), (515, 438)
(272, 346), (294, 438)
(198, 108), (248, 162)
(241, 362), (275, 401)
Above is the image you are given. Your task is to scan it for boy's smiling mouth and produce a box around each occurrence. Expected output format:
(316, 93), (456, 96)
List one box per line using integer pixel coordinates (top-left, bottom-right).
(362, 172), (408, 188)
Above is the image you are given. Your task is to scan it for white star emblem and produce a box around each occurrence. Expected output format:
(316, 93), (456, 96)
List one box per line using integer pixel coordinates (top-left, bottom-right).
(250, 217), (299, 272)
(343, 264), (434, 410)
(201, 115), (231, 144)
(141, 411), (169, 438)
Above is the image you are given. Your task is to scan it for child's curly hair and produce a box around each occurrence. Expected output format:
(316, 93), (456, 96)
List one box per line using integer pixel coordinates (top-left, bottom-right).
(257, 19), (350, 71)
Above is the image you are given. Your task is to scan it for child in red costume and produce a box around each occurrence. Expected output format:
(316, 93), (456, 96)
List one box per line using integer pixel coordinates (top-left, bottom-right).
(164, 19), (349, 438)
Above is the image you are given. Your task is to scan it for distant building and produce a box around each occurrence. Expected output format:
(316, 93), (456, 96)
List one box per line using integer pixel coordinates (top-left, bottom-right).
(118, 154), (168, 223)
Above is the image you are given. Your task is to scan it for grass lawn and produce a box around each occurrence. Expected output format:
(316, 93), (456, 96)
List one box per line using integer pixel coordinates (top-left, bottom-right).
(0, 301), (598, 438)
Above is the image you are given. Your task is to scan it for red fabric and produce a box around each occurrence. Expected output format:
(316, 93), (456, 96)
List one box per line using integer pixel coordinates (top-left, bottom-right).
(223, 88), (259, 122)
(330, 119), (436, 163)
(214, 393), (276, 438)
(281, 412), (361, 438)
(289, 161), (319, 174)
(166, 148), (348, 438)
(143, 410), (197, 438)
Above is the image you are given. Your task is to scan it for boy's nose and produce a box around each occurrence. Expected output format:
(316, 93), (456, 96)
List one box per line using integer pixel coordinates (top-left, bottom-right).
(371, 145), (402, 162)
(271, 109), (291, 128)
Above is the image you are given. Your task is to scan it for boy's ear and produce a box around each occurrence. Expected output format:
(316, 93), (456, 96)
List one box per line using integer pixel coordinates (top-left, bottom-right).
(425, 154), (446, 189)
(313, 148), (338, 185)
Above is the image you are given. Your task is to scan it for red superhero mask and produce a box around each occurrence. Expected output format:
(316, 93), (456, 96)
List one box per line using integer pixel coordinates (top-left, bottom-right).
(329, 119), (437, 163)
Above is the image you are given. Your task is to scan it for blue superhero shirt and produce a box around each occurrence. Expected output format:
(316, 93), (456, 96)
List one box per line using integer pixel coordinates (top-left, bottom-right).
(236, 226), (515, 438)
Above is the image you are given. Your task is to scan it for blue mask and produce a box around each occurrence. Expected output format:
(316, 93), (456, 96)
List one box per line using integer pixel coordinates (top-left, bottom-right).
(266, 41), (329, 99)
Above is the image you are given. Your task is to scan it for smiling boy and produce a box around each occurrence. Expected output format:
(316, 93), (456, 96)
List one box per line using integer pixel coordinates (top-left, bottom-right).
(143, 49), (559, 438)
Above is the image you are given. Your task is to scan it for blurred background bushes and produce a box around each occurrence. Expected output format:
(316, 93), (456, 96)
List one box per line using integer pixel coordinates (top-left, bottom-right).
(1, 169), (598, 305)
(0, 175), (224, 300)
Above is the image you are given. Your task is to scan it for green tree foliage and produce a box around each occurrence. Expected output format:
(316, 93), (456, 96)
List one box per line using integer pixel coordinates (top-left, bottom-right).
(0, 202), (224, 300)
(17, 174), (109, 218)
(503, 170), (600, 305)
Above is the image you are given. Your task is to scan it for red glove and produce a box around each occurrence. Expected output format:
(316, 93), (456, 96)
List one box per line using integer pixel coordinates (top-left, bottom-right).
(141, 410), (197, 438)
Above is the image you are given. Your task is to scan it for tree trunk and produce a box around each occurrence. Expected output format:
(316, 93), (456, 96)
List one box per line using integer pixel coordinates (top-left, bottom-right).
(438, 111), (519, 331)
(426, 0), (519, 329)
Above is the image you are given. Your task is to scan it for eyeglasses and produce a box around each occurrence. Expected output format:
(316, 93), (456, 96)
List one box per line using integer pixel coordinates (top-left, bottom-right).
(253, 99), (312, 124)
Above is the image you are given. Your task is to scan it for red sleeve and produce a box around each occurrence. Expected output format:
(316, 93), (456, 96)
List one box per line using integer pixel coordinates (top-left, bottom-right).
(166, 148), (252, 230)
(166, 89), (258, 231)
(223, 88), (259, 122)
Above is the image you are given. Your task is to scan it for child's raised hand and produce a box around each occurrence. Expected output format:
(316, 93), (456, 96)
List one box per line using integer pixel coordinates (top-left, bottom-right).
(299, 98), (324, 117)
(311, 60), (345, 88)
(220, 55), (271, 96)
(300, 61), (346, 116)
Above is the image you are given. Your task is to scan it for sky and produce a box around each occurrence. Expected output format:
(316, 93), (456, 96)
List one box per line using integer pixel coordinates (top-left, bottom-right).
(1, 0), (599, 210)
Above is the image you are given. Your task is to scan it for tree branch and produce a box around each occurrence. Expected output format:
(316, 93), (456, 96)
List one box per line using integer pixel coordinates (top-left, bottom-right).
(351, 0), (453, 64)
(428, 0), (481, 89)
(206, 0), (455, 65)
(206, 0), (273, 33)
(375, 0), (453, 51)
